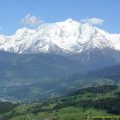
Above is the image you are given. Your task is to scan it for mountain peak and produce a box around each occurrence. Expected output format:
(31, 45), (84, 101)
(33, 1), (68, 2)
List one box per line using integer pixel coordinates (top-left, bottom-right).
(64, 18), (75, 22)
(56, 18), (80, 26)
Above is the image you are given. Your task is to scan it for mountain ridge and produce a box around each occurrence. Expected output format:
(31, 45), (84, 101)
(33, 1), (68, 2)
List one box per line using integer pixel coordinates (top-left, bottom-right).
(0, 19), (120, 54)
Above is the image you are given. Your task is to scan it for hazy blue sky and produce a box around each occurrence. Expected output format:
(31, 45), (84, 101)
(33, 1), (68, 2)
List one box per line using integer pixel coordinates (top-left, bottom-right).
(0, 0), (119, 35)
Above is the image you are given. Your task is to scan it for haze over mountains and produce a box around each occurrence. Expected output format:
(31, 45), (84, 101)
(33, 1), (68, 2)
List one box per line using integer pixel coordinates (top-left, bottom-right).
(0, 19), (120, 101)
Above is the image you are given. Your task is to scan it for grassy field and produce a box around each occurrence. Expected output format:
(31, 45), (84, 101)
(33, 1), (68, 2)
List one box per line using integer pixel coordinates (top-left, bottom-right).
(4, 107), (111, 120)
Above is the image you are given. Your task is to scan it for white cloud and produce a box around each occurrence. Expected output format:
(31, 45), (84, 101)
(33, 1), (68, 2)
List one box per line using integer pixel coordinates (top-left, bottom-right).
(21, 14), (44, 27)
(80, 18), (104, 25)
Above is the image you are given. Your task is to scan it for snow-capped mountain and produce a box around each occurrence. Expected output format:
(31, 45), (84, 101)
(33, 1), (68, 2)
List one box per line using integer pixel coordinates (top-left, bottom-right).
(0, 18), (120, 55)
(1, 19), (120, 101)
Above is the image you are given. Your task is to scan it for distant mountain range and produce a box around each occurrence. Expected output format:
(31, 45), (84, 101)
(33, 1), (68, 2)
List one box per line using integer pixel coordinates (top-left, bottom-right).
(0, 51), (120, 102)
(0, 19), (120, 101)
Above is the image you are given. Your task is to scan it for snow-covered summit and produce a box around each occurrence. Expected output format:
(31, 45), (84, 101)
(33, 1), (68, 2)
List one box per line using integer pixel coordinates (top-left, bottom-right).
(0, 19), (120, 54)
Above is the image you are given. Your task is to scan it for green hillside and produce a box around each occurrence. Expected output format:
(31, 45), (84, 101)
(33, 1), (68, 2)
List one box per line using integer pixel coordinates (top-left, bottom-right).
(1, 85), (120, 120)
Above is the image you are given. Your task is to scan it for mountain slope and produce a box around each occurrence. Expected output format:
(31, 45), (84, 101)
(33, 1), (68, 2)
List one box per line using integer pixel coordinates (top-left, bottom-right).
(63, 64), (120, 89)
(1, 52), (120, 101)
(0, 51), (85, 101)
